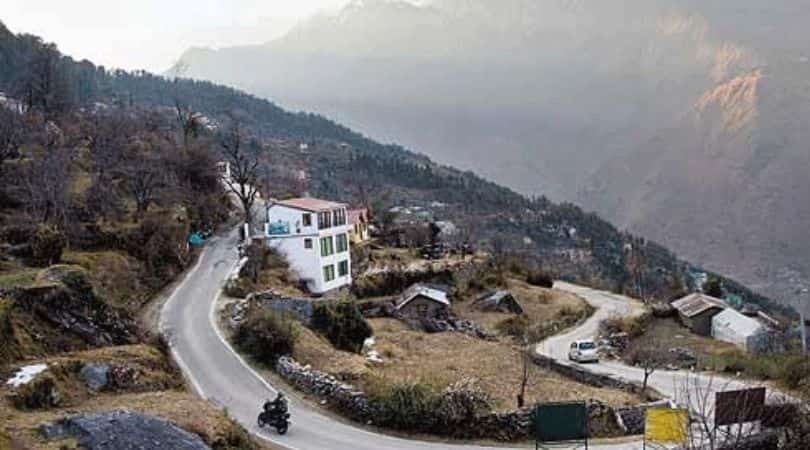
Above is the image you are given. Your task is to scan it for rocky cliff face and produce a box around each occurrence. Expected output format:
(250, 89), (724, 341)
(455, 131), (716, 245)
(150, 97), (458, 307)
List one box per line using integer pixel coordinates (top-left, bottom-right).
(580, 60), (810, 302)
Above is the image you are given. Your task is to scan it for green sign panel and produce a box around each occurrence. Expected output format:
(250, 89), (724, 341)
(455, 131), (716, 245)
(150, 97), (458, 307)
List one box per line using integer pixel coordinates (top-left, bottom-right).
(532, 401), (588, 448)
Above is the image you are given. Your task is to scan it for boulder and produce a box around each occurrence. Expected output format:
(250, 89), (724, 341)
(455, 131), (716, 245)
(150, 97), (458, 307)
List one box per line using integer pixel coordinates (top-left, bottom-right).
(79, 363), (110, 391)
(40, 411), (210, 450)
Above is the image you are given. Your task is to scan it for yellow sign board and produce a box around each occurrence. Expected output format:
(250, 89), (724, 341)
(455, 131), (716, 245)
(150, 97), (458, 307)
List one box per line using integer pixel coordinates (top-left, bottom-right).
(645, 408), (688, 444)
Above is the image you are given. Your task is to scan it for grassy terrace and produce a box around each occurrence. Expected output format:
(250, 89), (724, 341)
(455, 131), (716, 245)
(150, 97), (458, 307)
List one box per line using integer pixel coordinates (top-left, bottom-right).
(291, 284), (639, 412)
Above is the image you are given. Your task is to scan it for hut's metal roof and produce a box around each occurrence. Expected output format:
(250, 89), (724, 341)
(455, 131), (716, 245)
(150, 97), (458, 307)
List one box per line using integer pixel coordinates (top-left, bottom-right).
(671, 293), (726, 318)
(396, 284), (450, 310)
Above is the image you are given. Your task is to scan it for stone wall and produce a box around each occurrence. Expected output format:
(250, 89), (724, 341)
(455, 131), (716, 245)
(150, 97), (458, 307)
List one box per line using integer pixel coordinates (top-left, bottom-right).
(614, 400), (673, 435)
(274, 356), (625, 441)
(530, 353), (661, 400)
(275, 357), (372, 422)
(248, 291), (317, 325)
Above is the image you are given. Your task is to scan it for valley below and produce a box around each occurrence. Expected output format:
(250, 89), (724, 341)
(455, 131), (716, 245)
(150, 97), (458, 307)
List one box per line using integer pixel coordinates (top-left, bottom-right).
(179, 0), (810, 308)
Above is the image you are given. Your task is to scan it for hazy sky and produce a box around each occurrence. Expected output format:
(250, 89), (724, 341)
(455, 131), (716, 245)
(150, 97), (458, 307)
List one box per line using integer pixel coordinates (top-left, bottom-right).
(2, 0), (355, 72)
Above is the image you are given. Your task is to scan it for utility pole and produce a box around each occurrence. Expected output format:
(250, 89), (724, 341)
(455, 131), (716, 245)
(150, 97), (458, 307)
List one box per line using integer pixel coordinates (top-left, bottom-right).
(800, 287), (809, 355)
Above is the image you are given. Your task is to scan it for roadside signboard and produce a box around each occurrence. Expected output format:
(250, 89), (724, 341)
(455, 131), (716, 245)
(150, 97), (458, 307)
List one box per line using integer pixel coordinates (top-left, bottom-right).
(532, 401), (588, 449)
(715, 387), (766, 426)
(644, 407), (688, 447)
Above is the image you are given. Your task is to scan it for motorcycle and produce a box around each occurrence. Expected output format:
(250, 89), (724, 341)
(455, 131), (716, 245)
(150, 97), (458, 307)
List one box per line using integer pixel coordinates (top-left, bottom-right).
(257, 409), (290, 435)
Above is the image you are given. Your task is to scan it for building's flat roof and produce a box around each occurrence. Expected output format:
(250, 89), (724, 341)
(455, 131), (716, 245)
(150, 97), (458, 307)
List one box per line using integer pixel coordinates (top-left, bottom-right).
(671, 293), (727, 318)
(272, 197), (346, 213)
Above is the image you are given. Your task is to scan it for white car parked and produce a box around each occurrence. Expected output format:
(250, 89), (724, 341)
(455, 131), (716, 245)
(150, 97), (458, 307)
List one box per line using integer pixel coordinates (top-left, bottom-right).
(568, 340), (599, 363)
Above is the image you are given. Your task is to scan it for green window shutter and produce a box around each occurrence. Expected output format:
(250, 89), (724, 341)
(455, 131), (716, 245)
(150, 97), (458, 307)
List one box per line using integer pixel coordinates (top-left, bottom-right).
(323, 264), (336, 282)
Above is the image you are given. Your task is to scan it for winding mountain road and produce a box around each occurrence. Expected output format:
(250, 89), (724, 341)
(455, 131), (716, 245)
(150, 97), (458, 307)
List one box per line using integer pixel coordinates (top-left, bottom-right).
(160, 230), (761, 450)
(541, 283), (755, 403)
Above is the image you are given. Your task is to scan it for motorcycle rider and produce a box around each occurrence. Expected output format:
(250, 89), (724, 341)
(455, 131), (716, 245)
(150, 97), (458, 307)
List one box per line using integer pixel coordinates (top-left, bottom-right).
(263, 392), (288, 418)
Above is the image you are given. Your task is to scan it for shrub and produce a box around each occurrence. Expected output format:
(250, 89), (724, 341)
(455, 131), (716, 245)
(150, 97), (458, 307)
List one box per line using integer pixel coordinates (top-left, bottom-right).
(364, 375), (491, 433)
(780, 356), (810, 390)
(495, 315), (530, 339)
(224, 277), (254, 299)
(127, 216), (189, 288)
(233, 312), (298, 365)
(60, 269), (95, 301)
(352, 268), (454, 298)
(209, 415), (258, 450)
(526, 269), (554, 288)
(12, 375), (61, 410)
(703, 275), (724, 298)
(558, 305), (593, 325)
(600, 312), (651, 339)
(311, 301), (373, 353)
(0, 297), (20, 366)
(0, 224), (34, 245)
(30, 225), (66, 266)
(365, 376), (444, 431)
(434, 379), (492, 426)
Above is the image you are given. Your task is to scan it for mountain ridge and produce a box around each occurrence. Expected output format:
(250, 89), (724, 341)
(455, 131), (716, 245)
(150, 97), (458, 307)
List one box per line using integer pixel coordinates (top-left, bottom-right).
(174, 0), (810, 306)
(0, 18), (790, 316)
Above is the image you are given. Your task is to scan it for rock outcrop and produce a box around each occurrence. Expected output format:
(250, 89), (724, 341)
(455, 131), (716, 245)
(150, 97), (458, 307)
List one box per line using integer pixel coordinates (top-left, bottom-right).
(40, 411), (210, 450)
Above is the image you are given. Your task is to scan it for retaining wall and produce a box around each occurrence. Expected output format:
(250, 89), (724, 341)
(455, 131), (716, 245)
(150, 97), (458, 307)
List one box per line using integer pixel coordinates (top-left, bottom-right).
(274, 356), (634, 441)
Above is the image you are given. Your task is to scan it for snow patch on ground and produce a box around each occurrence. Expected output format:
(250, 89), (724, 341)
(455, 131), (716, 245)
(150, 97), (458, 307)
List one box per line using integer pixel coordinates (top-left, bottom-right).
(6, 364), (48, 387)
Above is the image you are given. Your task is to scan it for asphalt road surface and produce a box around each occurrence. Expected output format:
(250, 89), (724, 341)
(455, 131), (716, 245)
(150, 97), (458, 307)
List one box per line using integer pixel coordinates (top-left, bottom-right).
(542, 283), (760, 412)
(161, 231), (762, 450)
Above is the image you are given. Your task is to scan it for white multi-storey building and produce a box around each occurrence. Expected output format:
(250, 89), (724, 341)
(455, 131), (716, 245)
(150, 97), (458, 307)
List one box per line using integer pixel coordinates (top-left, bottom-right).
(264, 197), (351, 294)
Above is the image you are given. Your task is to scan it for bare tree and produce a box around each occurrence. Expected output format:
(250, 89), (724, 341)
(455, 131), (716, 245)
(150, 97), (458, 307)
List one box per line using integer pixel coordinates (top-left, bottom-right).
(85, 113), (130, 219)
(625, 238), (647, 302)
(121, 151), (168, 218)
(20, 148), (72, 227)
(625, 339), (672, 392)
(168, 61), (201, 150)
(490, 235), (513, 281)
(674, 374), (785, 450)
(129, 158), (164, 215)
(175, 100), (201, 150)
(513, 319), (543, 408)
(221, 122), (260, 226)
(0, 107), (23, 164)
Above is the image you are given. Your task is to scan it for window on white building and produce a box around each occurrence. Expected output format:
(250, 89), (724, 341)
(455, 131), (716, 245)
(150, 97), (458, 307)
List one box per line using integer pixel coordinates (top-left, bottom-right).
(318, 211), (332, 230)
(304, 238), (313, 249)
(333, 208), (346, 226)
(338, 260), (349, 277)
(320, 236), (334, 256)
(303, 213), (312, 226)
(323, 264), (336, 282)
(336, 233), (348, 253)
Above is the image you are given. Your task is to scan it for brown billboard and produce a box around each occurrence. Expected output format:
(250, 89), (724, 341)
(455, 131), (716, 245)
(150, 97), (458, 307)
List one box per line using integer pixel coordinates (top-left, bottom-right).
(715, 387), (766, 426)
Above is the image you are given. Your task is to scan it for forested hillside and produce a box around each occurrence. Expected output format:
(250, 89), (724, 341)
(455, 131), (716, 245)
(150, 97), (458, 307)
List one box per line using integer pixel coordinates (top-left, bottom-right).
(0, 20), (264, 449)
(0, 20), (789, 318)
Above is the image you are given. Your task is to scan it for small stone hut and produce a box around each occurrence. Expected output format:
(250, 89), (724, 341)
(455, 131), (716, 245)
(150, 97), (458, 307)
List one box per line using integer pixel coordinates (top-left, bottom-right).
(472, 290), (524, 315)
(671, 293), (726, 336)
(395, 284), (450, 319)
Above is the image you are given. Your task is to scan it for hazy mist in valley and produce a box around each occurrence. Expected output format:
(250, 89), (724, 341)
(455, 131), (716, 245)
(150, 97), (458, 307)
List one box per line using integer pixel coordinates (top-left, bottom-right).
(177, 0), (810, 303)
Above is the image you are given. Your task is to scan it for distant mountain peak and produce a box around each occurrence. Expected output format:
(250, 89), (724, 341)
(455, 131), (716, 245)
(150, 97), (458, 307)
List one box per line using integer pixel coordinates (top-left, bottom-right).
(695, 68), (762, 133)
